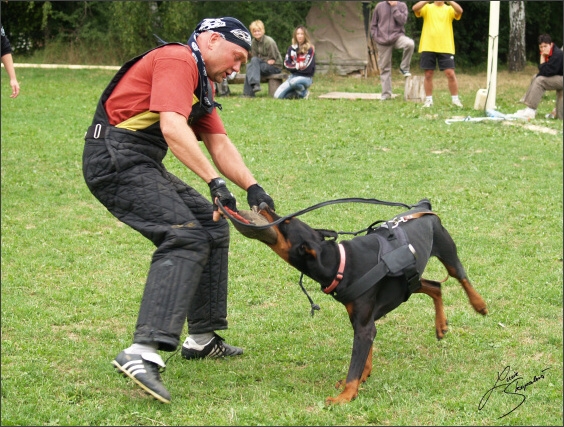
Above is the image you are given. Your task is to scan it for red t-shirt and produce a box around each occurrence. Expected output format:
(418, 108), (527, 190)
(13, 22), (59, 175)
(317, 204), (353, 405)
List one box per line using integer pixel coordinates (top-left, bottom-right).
(105, 44), (226, 136)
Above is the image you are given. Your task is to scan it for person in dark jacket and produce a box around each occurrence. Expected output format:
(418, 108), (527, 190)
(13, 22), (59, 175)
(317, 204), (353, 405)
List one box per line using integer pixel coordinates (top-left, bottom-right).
(274, 26), (315, 99)
(370, 1), (414, 100)
(82, 17), (275, 404)
(242, 20), (282, 97)
(512, 33), (563, 120)
(1, 23), (20, 98)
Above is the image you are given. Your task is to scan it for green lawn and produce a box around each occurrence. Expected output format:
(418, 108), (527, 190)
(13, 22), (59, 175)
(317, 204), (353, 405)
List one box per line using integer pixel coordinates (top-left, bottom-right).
(1, 65), (562, 426)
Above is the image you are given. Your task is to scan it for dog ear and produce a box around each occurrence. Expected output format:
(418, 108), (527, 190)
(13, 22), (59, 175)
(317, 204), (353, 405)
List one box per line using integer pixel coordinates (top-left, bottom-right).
(316, 229), (338, 241)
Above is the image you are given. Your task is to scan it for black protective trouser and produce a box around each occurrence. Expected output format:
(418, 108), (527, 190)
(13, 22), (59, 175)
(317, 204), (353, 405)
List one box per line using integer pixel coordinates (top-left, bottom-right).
(83, 126), (230, 352)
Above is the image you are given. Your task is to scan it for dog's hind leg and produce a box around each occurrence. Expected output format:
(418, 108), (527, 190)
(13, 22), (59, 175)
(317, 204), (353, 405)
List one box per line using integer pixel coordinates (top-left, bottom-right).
(439, 259), (488, 316)
(431, 225), (488, 316)
(454, 275), (488, 315)
(416, 279), (449, 340)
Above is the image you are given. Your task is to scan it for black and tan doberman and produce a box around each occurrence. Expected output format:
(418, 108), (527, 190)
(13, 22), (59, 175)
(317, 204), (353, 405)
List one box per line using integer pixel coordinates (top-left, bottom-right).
(251, 198), (487, 404)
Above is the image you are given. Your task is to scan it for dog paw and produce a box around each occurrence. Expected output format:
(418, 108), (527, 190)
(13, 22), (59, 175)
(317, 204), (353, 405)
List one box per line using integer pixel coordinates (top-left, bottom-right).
(325, 392), (356, 405)
(325, 395), (350, 405)
(435, 319), (449, 340)
(325, 396), (342, 405)
(435, 327), (448, 340)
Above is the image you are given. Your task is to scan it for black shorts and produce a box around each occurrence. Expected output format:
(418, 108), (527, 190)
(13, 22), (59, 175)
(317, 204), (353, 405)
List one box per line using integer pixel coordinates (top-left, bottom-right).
(420, 52), (455, 71)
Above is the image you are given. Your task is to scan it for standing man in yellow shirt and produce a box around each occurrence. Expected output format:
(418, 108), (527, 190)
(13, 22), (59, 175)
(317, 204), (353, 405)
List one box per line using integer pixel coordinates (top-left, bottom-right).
(412, 1), (463, 108)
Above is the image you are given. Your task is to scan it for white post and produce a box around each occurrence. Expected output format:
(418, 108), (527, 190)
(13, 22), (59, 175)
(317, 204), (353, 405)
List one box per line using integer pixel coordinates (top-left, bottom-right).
(485, 1), (500, 111)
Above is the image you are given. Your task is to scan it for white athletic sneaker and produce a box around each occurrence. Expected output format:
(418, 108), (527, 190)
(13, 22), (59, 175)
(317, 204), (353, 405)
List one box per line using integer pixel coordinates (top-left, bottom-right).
(511, 108), (536, 120)
(181, 333), (243, 360)
(423, 99), (433, 108)
(452, 99), (463, 108)
(112, 351), (171, 403)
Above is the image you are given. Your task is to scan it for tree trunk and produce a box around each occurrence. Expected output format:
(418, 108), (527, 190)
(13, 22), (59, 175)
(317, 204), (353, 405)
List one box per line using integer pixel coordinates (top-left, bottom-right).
(508, 1), (526, 72)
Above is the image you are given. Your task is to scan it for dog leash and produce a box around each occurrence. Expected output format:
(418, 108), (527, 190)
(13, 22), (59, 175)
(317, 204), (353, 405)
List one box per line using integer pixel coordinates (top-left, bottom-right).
(217, 197), (415, 229)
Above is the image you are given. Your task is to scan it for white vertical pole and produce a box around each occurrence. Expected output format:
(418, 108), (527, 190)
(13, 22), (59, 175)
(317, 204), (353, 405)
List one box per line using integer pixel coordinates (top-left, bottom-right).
(485, 1), (500, 110)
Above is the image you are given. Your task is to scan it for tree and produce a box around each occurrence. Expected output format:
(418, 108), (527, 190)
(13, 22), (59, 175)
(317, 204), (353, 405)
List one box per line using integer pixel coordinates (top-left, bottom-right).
(508, 1), (526, 72)
(1, 1), (561, 67)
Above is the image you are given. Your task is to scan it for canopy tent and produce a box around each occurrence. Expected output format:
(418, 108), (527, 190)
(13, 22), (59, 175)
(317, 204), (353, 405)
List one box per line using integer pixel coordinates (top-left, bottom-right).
(306, 1), (369, 75)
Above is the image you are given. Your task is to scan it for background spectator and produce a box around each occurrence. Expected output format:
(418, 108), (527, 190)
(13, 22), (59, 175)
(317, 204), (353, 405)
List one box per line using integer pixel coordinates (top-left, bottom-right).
(370, 1), (414, 101)
(243, 20), (282, 97)
(412, 1), (463, 108)
(274, 26), (315, 100)
(512, 34), (563, 120)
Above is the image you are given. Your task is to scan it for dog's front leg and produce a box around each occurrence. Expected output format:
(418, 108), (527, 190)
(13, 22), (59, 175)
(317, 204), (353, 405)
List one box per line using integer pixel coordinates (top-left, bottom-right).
(326, 308), (376, 405)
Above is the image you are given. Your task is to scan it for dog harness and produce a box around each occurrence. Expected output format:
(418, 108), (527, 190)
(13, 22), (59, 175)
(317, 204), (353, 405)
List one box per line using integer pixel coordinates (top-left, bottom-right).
(326, 211), (436, 304)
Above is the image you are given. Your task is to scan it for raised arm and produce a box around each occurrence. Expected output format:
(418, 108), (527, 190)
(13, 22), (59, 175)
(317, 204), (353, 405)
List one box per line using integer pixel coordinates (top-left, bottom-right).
(412, 1), (430, 14)
(447, 1), (463, 18)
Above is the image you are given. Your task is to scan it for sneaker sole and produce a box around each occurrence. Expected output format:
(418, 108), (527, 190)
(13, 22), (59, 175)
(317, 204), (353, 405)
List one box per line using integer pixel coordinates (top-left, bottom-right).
(181, 343), (243, 360)
(181, 348), (243, 360)
(112, 360), (171, 404)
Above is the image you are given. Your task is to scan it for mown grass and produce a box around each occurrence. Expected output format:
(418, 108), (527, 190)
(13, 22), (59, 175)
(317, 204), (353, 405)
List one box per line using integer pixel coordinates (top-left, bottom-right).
(1, 65), (562, 426)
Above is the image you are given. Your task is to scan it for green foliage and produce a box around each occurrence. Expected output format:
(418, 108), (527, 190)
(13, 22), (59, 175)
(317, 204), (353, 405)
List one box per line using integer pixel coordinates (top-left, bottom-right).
(154, 1), (200, 44)
(108, 2), (160, 59)
(1, 1), (562, 66)
(104, 1), (200, 59)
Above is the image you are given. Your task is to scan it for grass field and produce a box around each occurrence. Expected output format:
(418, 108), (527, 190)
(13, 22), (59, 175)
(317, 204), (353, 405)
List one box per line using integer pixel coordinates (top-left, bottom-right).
(1, 64), (562, 426)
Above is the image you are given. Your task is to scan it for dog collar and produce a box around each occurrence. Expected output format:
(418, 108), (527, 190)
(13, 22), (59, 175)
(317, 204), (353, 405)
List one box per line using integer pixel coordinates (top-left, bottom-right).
(324, 243), (346, 294)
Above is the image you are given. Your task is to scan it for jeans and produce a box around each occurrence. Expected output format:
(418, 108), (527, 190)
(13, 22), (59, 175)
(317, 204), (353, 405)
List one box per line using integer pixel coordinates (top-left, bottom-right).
(273, 75), (313, 99)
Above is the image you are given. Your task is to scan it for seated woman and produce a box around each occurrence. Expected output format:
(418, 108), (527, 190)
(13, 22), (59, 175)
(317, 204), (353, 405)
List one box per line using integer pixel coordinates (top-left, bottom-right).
(274, 26), (315, 99)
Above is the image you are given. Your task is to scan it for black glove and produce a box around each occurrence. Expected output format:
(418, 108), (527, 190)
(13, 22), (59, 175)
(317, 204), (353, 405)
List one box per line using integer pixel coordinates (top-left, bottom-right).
(208, 178), (238, 213)
(247, 183), (275, 211)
